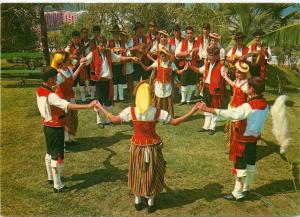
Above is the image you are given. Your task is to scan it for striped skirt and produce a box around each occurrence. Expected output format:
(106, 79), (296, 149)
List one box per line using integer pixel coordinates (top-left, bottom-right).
(128, 143), (166, 197)
(153, 95), (174, 117)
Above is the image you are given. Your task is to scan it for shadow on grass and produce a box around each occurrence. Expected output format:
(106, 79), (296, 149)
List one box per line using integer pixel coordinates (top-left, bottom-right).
(68, 130), (131, 153)
(156, 182), (223, 210)
(67, 145), (128, 190)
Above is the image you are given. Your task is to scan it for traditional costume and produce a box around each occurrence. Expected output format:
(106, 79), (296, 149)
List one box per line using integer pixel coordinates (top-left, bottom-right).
(36, 82), (69, 192)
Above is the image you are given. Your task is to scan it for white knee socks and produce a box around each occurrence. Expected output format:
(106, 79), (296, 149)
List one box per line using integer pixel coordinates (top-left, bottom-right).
(45, 153), (53, 181)
(243, 164), (256, 192)
(50, 160), (64, 190)
(79, 86), (86, 102)
(232, 169), (246, 199)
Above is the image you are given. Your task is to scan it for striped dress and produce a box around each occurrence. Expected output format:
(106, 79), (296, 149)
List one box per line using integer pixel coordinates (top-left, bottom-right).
(119, 106), (171, 197)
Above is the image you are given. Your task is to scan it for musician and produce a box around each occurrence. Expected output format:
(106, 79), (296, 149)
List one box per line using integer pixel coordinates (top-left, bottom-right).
(89, 25), (102, 100)
(80, 36), (139, 129)
(175, 25), (200, 105)
(108, 25), (127, 101)
(132, 22), (148, 84)
(147, 30), (170, 62)
(81, 28), (93, 101)
(226, 32), (251, 65)
(65, 30), (87, 103)
(248, 29), (272, 79)
(209, 33), (226, 62)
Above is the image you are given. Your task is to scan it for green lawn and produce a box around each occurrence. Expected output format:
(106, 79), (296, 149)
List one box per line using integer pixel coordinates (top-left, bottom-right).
(1, 80), (300, 216)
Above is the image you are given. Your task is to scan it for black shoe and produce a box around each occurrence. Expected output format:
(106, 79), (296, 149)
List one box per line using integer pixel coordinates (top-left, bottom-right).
(179, 102), (186, 106)
(53, 186), (69, 193)
(208, 130), (215, 135)
(105, 122), (113, 126)
(97, 123), (105, 129)
(147, 204), (156, 213)
(48, 180), (53, 185)
(224, 193), (244, 202)
(198, 128), (208, 132)
(134, 203), (143, 211)
(243, 190), (250, 197)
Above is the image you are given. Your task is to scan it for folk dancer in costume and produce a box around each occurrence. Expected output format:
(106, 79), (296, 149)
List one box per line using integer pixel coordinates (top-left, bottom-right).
(51, 52), (86, 149)
(108, 24), (127, 102)
(132, 22), (148, 85)
(248, 29), (272, 79)
(89, 25), (102, 99)
(80, 36), (140, 129)
(209, 33), (226, 63)
(169, 24), (182, 96)
(198, 77), (269, 201)
(120, 30), (134, 101)
(65, 30), (87, 103)
(139, 47), (189, 117)
(222, 61), (250, 148)
(175, 25), (201, 105)
(225, 32), (251, 83)
(81, 27), (93, 101)
(94, 81), (200, 213)
(189, 47), (226, 135)
(37, 67), (97, 192)
(147, 30), (170, 63)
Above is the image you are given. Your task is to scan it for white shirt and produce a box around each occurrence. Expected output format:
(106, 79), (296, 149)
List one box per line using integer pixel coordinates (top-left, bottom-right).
(85, 50), (122, 78)
(119, 106), (171, 123)
(216, 101), (269, 137)
(175, 40), (194, 60)
(83, 40), (91, 55)
(56, 67), (73, 85)
(124, 38), (134, 75)
(150, 60), (177, 98)
(169, 38), (180, 53)
(198, 36), (210, 59)
(227, 47), (251, 62)
(198, 62), (226, 84)
(37, 91), (69, 123)
(234, 79), (249, 94)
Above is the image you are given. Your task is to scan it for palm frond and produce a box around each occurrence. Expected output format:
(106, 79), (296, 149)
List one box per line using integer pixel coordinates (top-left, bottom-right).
(261, 23), (300, 47)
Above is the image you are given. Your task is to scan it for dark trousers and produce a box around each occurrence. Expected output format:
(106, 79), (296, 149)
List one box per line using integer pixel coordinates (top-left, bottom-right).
(180, 68), (197, 86)
(133, 63), (150, 81)
(95, 80), (112, 107)
(235, 142), (257, 169)
(112, 64), (126, 85)
(43, 126), (64, 161)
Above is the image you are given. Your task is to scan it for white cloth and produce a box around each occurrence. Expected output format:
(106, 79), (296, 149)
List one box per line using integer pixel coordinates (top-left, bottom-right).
(248, 44), (272, 61)
(83, 40), (91, 55)
(124, 38), (134, 75)
(227, 47), (251, 62)
(56, 67), (73, 85)
(198, 36), (210, 59)
(198, 63), (226, 84)
(175, 40), (194, 60)
(37, 92), (69, 122)
(150, 60), (177, 98)
(149, 43), (170, 55)
(85, 50), (122, 79)
(215, 101), (269, 137)
(119, 106), (171, 123)
(169, 38), (180, 53)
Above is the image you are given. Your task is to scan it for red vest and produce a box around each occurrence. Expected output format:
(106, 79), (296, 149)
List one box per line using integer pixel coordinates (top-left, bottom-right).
(90, 49), (112, 81)
(178, 38), (200, 67)
(231, 80), (248, 107)
(131, 107), (161, 146)
(251, 43), (267, 79)
(56, 68), (74, 99)
(204, 62), (224, 95)
(157, 61), (172, 83)
(37, 85), (66, 127)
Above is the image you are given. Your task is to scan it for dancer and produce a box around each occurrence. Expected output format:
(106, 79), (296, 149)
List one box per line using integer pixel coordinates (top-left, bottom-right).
(37, 66), (97, 193)
(95, 81), (200, 213)
(198, 77), (269, 201)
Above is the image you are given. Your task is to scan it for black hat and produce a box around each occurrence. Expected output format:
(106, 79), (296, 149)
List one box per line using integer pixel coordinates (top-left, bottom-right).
(234, 32), (246, 40)
(252, 29), (265, 37)
(173, 24), (181, 32)
(110, 24), (121, 33)
(134, 22), (145, 31)
(92, 25), (101, 33)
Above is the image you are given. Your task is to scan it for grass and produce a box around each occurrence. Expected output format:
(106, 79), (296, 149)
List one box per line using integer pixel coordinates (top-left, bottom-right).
(1, 79), (300, 216)
(1, 52), (43, 59)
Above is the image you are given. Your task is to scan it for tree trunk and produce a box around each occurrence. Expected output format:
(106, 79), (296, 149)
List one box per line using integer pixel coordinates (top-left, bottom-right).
(38, 4), (50, 66)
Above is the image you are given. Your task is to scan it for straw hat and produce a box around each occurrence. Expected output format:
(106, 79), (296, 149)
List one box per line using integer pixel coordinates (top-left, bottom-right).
(235, 61), (250, 77)
(50, 52), (68, 69)
(209, 33), (221, 40)
(134, 81), (152, 114)
(158, 30), (170, 37)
